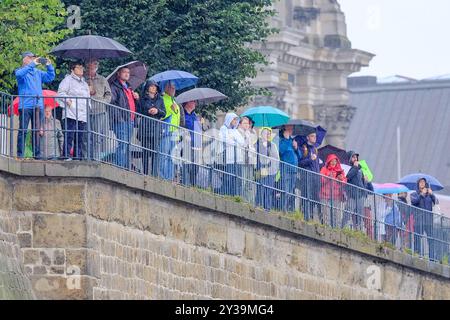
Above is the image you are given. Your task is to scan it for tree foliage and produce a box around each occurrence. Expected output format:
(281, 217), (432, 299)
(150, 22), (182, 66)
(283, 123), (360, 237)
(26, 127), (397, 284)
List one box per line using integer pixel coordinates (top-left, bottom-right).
(62, 0), (276, 117)
(0, 0), (72, 92)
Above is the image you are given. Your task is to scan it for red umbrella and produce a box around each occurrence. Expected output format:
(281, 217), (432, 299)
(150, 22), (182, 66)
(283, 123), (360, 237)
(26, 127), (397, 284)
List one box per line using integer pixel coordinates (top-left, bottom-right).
(8, 90), (59, 116)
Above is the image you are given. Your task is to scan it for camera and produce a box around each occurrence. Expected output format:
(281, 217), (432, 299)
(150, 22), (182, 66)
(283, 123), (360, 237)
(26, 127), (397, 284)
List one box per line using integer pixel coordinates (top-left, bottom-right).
(37, 57), (48, 65)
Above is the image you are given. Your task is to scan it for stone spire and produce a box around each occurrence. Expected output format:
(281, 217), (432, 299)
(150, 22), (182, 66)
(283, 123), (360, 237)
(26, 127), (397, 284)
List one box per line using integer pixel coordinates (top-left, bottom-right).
(251, 0), (374, 148)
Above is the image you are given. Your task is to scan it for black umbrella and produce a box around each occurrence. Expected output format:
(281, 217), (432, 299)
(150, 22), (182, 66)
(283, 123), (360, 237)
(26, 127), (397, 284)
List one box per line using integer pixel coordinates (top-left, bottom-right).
(50, 35), (132, 59)
(106, 61), (147, 91)
(318, 145), (349, 166)
(275, 119), (317, 136)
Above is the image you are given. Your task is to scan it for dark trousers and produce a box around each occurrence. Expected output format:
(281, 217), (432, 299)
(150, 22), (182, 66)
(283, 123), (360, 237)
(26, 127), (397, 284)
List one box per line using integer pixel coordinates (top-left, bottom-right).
(141, 137), (160, 177)
(17, 108), (43, 158)
(63, 118), (86, 160)
(256, 175), (275, 211)
(300, 171), (321, 221)
(182, 163), (199, 187)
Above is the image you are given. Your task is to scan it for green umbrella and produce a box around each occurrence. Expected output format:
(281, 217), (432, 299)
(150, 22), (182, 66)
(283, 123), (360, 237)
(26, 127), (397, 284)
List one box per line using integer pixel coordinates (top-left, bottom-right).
(241, 106), (290, 128)
(360, 160), (374, 182)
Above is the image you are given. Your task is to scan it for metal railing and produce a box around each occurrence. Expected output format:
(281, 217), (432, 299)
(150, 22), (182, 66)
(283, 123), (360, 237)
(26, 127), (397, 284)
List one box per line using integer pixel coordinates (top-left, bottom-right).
(1, 91), (449, 264)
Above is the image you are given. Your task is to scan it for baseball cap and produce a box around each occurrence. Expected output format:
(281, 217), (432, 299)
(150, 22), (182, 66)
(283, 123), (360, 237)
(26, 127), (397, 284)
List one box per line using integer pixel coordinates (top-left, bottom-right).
(21, 52), (36, 58)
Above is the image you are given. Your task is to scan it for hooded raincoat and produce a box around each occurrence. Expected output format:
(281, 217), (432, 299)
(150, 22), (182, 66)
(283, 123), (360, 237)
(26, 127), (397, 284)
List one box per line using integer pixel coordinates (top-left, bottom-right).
(320, 154), (347, 201)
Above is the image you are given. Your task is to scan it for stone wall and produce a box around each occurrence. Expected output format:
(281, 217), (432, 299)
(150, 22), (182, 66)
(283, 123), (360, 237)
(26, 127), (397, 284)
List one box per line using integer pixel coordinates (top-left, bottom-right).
(0, 158), (450, 300)
(0, 174), (35, 299)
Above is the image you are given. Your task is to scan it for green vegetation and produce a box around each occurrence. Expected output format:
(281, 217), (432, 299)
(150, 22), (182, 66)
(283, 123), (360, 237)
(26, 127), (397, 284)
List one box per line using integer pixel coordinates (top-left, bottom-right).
(0, 0), (71, 91)
(342, 227), (372, 244)
(61, 0), (277, 118)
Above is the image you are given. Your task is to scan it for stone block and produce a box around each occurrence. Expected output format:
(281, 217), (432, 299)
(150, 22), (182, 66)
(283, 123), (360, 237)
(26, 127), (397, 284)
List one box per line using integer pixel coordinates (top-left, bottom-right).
(17, 232), (32, 248)
(40, 250), (52, 266)
(30, 275), (97, 300)
(53, 250), (65, 265)
(13, 182), (85, 214)
(227, 228), (245, 256)
(33, 214), (86, 248)
(23, 249), (40, 265)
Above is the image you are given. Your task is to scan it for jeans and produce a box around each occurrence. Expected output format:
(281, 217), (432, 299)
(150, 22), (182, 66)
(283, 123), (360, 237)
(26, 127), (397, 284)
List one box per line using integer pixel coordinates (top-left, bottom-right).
(159, 130), (176, 180)
(89, 112), (109, 159)
(281, 163), (297, 212)
(112, 121), (133, 169)
(218, 164), (242, 196)
(63, 118), (86, 160)
(17, 108), (43, 158)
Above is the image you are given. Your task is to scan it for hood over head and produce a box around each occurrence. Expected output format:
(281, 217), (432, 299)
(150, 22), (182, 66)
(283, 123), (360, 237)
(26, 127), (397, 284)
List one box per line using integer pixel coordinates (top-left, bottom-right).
(325, 154), (344, 173)
(347, 150), (360, 164)
(223, 112), (239, 129)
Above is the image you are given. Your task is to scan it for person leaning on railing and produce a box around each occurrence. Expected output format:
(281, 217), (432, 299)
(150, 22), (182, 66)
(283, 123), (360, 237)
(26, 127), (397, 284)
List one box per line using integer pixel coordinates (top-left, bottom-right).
(278, 124), (300, 213)
(319, 154), (347, 227)
(40, 106), (63, 160)
(159, 81), (181, 181)
(57, 61), (90, 161)
(255, 127), (280, 211)
(15, 52), (55, 159)
(137, 80), (165, 177)
(237, 117), (258, 205)
(297, 132), (321, 222)
(344, 151), (372, 230)
(180, 100), (203, 187)
(411, 178), (438, 259)
(86, 59), (112, 159)
(109, 66), (140, 169)
(218, 112), (245, 196)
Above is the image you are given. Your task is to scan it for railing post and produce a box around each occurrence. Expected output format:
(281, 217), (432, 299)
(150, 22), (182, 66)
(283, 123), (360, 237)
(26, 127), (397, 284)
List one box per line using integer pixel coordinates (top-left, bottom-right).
(9, 95), (14, 158)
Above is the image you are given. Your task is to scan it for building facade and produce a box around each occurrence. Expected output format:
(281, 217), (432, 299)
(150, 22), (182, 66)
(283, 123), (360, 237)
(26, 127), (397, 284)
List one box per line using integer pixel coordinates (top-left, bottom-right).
(250, 0), (374, 148)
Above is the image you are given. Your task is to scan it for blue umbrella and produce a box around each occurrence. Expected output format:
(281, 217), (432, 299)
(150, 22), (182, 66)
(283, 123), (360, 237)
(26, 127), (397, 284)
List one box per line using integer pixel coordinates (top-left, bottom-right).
(149, 70), (199, 91)
(398, 174), (444, 191)
(373, 183), (410, 195)
(241, 106), (290, 128)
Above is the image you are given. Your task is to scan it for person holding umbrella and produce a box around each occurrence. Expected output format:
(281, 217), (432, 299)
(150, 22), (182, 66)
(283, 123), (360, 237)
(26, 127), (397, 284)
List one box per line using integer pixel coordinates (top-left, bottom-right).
(57, 61), (90, 160)
(86, 58), (112, 159)
(109, 66), (140, 169)
(410, 177), (438, 259)
(15, 52), (55, 159)
(137, 80), (165, 177)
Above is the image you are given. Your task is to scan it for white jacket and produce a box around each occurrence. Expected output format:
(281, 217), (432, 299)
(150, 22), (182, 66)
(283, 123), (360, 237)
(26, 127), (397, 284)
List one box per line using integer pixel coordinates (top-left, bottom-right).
(218, 113), (245, 164)
(57, 73), (91, 122)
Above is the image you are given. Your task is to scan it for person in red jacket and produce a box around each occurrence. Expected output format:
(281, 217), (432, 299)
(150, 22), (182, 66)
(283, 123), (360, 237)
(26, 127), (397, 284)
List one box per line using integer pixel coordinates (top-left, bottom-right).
(320, 154), (347, 227)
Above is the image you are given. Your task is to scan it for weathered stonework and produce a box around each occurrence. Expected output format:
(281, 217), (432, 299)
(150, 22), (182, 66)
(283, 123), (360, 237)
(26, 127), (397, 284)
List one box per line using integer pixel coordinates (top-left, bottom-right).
(0, 157), (450, 300)
(250, 0), (375, 148)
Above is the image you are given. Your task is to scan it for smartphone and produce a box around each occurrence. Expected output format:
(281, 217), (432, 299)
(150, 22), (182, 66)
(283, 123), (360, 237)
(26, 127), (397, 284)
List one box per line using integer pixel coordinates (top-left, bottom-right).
(37, 57), (48, 64)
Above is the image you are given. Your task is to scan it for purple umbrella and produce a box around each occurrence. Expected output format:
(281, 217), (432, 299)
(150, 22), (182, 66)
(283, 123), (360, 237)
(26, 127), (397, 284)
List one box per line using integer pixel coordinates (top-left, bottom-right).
(107, 61), (148, 91)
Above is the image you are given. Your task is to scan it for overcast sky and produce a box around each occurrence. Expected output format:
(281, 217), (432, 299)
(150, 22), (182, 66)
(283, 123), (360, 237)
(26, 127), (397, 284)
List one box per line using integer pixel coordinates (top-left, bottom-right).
(339, 0), (450, 80)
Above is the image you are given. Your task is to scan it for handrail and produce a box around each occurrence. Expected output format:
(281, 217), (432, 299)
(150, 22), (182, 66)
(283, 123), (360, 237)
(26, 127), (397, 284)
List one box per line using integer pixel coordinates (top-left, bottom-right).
(1, 91), (449, 264)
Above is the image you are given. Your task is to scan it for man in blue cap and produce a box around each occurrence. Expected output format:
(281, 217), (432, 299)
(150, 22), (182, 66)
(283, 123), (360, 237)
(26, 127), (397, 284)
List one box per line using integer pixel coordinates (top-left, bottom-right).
(15, 51), (55, 159)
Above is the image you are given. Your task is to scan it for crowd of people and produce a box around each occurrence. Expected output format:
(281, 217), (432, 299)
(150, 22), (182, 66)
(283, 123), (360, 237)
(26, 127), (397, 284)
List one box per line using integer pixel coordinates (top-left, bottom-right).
(12, 51), (447, 261)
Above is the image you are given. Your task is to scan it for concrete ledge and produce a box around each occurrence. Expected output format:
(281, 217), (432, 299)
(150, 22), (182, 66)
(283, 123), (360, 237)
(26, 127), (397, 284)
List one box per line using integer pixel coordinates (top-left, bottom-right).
(1, 155), (449, 280)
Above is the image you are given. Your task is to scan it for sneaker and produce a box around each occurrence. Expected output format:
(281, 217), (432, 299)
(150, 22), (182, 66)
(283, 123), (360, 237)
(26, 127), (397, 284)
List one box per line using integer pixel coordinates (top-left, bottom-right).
(64, 158), (73, 162)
